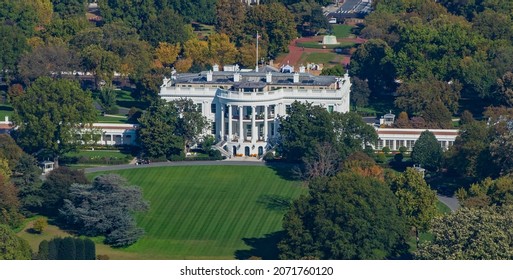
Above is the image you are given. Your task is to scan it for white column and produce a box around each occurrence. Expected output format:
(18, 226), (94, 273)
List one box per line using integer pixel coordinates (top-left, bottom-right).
(220, 104), (225, 140)
(239, 106), (243, 143)
(264, 105), (268, 141)
(228, 105), (232, 141)
(251, 106), (256, 144)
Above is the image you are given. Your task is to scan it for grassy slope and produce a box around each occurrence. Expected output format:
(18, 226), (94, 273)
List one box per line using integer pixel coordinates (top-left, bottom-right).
(88, 165), (305, 259)
(332, 24), (353, 38)
(298, 52), (339, 66)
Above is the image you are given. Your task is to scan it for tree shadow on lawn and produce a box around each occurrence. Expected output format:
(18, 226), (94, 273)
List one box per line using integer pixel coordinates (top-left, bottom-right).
(234, 231), (285, 260)
(264, 162), (304, 182)
(257, 194), (291, 212)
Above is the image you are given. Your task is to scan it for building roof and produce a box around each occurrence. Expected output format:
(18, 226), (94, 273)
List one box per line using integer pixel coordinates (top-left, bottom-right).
(172, 71), (339, 87)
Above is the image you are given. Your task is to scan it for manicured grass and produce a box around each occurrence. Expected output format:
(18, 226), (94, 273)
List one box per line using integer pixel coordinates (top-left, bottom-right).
(0, 104), (13, 120)
(65, 150), (131, 159)
(297, 41), (356, 49)
(88, 165), (305, 259)
(332, 24), (353, 38)
(298, 52), (340, 66)
(97, 114), (130, 123)
(436, 200), (452, 214)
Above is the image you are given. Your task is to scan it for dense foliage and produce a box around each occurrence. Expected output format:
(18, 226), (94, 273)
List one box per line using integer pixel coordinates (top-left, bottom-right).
(279, 171), (407, 259)
(37, 237), (96, 260)
(59, 174), (149, 247)
(0, 224), (32, 260)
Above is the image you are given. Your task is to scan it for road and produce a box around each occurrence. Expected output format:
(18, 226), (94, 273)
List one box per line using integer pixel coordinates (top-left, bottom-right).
(437, 195), (460, 212)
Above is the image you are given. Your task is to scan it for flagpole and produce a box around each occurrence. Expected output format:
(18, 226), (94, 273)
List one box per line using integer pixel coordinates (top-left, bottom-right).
(256, 31), (259, 72)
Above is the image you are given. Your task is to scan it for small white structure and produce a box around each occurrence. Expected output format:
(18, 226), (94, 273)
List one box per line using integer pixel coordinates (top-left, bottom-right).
(322, 35), (338, 45)
(40, 161), (55, 175)
(380, 112), (395, 126)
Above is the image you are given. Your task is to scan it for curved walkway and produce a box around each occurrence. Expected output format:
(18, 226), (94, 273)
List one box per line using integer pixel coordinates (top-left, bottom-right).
(437, 195), (460, 212)
(84, 160), (266, 174)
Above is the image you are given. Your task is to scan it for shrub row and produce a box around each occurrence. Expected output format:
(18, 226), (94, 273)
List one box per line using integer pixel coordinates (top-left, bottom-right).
(60, 155), (131, 165)
(37, 237), (96, 260)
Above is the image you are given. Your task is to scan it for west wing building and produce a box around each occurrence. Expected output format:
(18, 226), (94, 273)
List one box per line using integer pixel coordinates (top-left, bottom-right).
(159, 66), (351, 157)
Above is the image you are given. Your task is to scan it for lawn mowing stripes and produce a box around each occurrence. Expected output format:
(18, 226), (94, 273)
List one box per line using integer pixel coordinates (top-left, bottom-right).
(89, 166), (303, 259)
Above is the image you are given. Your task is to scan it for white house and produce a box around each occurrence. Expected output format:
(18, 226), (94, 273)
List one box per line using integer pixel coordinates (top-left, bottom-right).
(159, 65), (351, 157)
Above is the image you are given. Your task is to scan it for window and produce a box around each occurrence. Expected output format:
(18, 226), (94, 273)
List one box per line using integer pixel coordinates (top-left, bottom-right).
(211, 103), (216, 113)
(246, 125), (252, 137)
(385, 140), (394, 149)
(396, 140), (404, 150)
(211, 122), (216, 135)
(376, 139), (384, 150)
(406, 140), (415, 150)
(328, 105), (334, 113)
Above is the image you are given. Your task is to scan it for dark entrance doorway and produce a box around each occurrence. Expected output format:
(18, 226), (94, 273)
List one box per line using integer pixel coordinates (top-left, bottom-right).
(245, 146), (250, 156)
(233, 146), (237, 156)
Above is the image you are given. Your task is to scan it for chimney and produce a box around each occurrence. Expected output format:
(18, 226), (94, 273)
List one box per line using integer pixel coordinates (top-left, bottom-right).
(212, 64), (219, 71)
(293, 72), (299, 83)
(234, 72), (240, 82)
(207, 70), (213, 82)
(266, 72), (272, 83)
(299, 65), (306, 73)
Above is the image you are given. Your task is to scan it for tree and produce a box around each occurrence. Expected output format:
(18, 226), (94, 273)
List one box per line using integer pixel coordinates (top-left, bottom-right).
(421, 100), (453, 129)
(58, 237), (76, 260)
(11, 153), (44, 212)
(84, 238), (96, 260)
(137, 100), (186, 159)
(391, 168), (437, 248)
(18, 45), (79, 84)
(0, 25), (29, 81)
(416, 206), (513, 260)
(0, 135), (24, 170)
(11, 77), (97, 160)
(395, 78), (461, 116)
(395, 111), (411, 128)
(140, 8), (192, 47)
(331, 111), (378, 158)
(59, 174), (149, 247)
(215, 0), (246, 44)
(0, 174), (23, 228)
(320, 65), (345, 76)
(279, 172), (407, 259)
(32, 217), (48, 234)
(98, 86), (118, 114)
(278, 102), (334, 162)
(457, 176), (513, 208)
(52, 0), (86, 19)
(496, 72), (513, 107)
(155, 42), (181, 68)
(37, 240), (49, 260)
(411, 130), (443, 171)
(183, 39), (211, 67)
(208, 33), (239, 66)
(350, 77), (370, 109)
(81, 45), (121, 87)
(172, 99), (209, 153)
(40, 167), (89, 216)
(0, 224), (32, 260)
(490, 132), (513, 176)
(245, 3), (297, 57)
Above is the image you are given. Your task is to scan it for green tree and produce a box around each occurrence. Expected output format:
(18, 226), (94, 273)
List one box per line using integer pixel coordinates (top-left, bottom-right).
(278, 101), (334, 162)
(58, 237), (76, 260)
(331, 111), (378, 158)
(0, 174), (23, 228)
(84, 238), (96, 260)
(52, 0), (86, 19)
(81, 45), (121, 88)
(37, 240), (49, 260)
(40, 167), (89, 216)
(417, 206), (513, 260)
(59, 174), (149, 247)
(32, 217), (48, 234)
(350, 77), (371, 109)
(279, 172), (407, 259)
(18, 45), (79, 84)
(98, 86), (118, 114)
(11, 77), (97, 160)
(0, 25), (29, 81)
(215, 0), (246, 44)
(411, 130), (443, 171)
(0, 224), (32, 260)
(496, 72), (513, 107)
(391, 168), (437, 248)
(11, 153), (44, 212)
(140, 8), (192, 47)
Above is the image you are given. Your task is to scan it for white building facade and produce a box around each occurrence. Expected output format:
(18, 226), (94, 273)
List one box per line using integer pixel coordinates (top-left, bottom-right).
(159, 67), (351, 157)
(374, 128), (459, 151)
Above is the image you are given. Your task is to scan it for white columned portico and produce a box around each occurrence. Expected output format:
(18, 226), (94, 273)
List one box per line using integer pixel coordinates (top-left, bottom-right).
(220, 104), (225, 140)
(251, 106), (256, 144)
(228, 105), (232, 141)
(264, 105), (268, 141)
(239, 106), (243, 143)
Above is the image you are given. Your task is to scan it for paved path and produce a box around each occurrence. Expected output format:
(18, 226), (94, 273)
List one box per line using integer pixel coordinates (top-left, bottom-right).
(437, 195), (460, 212)
(83, 160), (267, 173)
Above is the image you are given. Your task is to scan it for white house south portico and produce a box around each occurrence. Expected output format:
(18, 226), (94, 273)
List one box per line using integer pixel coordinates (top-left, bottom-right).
(159, 65), (351, 157)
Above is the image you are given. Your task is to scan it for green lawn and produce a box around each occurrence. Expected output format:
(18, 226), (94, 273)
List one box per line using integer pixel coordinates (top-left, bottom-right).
(87, 165), (305, 259)
(298, 52), (340, 66)
(297, 41), (356, 49)
(66, 150), (132, 159)
(332, 24), (353, 38)
(0, 104), (13, 120)
(97, 114), (130, 123)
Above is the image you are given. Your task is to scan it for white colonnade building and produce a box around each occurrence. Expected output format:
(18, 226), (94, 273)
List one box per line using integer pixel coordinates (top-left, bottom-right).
(159, 65), (351, 157)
